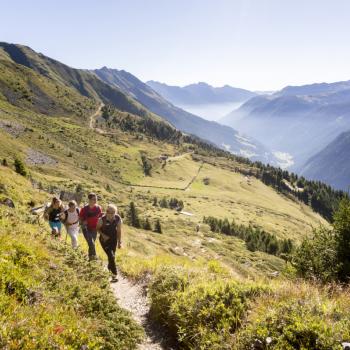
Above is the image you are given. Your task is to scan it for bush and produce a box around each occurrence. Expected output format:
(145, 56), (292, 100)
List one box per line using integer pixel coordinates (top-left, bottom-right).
(154, 219), (162, 233)
(237, 297), (350, 350)
(148, 267), (268, 349)
(293, 198), (350, 283)
(293, 227), (338, 282)
(14, 158), (27, 176)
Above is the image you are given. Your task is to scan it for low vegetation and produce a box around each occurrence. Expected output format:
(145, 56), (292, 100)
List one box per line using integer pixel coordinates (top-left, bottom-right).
(0, 170), (143, 349)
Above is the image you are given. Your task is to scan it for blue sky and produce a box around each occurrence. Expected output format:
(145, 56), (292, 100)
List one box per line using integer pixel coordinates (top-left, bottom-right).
(1, 0), (350, 90)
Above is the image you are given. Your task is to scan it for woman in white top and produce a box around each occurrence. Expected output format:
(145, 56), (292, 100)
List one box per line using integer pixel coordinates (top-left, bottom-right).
(61, 200), (80, 248)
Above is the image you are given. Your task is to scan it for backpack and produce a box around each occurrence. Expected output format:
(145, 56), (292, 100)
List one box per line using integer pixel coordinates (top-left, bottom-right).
(63, 207), (80, 223)
(83, 205), (101, 218)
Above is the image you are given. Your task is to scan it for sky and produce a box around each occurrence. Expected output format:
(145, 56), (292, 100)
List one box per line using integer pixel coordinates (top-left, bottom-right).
(1, 0), (350, 91)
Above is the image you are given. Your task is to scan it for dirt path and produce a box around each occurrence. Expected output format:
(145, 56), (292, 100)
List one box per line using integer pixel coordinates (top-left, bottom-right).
(89, 103), (105, 133)
(111, 275), (173, 350)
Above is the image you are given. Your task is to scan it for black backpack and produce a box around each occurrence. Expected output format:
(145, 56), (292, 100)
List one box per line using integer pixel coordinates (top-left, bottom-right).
(62, 207), (80, 223)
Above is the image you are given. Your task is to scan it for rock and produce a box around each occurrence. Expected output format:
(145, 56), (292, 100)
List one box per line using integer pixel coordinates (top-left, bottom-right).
(1, 198), (15, 208)
(252, 339), (264, 350)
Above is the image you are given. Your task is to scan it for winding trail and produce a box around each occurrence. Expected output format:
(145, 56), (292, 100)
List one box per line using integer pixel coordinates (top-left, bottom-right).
(111, 275), (172, 350)
(89, 102), (105, 133)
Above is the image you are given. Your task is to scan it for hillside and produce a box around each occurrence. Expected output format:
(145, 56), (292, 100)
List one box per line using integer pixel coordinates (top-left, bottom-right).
(221, 81), (350, 169)
(299, 130), (350, 190)
(94, 67), (277, 164)
(146, 80), (256, 105)
(1, 42), (350, 349)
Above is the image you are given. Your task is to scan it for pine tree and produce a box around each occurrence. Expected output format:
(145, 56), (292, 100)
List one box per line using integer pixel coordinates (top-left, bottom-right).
(127, 202), (140, 228)
(14, 158), (27, 176)
(154, 219), (162, 233)
(334, 197), (350, 281)
(143, 218), (152, 231)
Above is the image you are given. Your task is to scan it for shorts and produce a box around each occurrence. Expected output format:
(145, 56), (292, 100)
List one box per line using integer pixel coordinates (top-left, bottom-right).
(49, 221), (62, 232)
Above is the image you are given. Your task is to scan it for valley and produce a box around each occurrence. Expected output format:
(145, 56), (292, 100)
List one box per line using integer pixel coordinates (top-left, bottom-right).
(0, 41), (350, 349)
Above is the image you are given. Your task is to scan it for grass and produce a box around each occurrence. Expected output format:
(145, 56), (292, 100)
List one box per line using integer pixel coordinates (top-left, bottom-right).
(0, 53), (344, 349)
(0, 167), (143, 349)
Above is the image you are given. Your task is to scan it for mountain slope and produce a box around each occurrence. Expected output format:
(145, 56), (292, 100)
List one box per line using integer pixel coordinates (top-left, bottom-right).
(94, 67), (278, 164)
(299, 130), (350, 190)
(2, 42), (350, 348)
(221, 81), (350, 169)
(146, 80), (256, 105)
(0, 42), (159, 120)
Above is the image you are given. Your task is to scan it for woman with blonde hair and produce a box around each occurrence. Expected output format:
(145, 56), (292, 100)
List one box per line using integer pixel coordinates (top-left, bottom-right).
(61, 200), (80, 248)
(97, 204), (122, 282)
(44, 196), (64, 238)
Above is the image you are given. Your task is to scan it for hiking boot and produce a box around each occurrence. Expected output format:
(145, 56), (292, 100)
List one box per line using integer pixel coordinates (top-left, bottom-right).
(111, 274), (118, 283)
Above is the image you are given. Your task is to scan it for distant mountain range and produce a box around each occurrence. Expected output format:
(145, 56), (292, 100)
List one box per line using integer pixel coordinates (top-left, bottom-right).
(94, 67), (279, 164)
(220, 80), (350, 172)
(299, 130), (350, 190)
(146, 81), (256, 106)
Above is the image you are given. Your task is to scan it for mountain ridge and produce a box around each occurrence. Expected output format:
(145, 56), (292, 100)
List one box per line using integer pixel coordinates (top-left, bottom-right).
(146, 80), (257, 105)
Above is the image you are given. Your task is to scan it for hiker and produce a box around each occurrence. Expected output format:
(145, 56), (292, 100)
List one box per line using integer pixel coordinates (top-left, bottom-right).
(79, 193), (102, 260)
(61, 200), (80, 249)
(97, 204), (122, 282)
(44, 196), (64, 238)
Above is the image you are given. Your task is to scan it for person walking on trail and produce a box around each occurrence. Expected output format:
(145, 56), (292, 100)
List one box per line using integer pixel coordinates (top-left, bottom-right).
(79, 193), (102, 261)
(61, 200), (80, 249)
(44, 196), (64, 238)
(97, 204), (122, 282)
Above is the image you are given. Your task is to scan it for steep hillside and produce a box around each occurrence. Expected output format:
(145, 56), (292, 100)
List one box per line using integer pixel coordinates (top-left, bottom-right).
(221, 82), (350, 169)
(0, 42), (161, 121)
(299, 130), (350, 190)
(146, 80), (256, 105)
(0, 166), (143, 349)
(2, 42), (350, 349)
(94, 67), (277, 164)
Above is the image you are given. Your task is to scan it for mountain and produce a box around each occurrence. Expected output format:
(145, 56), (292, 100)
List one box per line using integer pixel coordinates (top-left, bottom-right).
(1, 41), (349, 349)
(94, 67), (278, 164)
(0, 42), (157, 120)
(146, 80), (256, 106)
(220, 80), (350, 169)
(299, 130), (350, 190)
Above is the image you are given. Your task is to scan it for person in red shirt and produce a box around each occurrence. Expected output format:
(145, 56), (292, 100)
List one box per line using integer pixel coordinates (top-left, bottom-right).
(79, 193), (102, 260)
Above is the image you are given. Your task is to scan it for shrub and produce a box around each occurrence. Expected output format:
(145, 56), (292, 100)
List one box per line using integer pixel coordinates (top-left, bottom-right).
(293, 198), (350, 283)
(237, 297), (350, 350)
(148, 266), (268, 349)
(142, 218), (152, 231)
(140, 154), (152, 176)
(293, 227), (338, 282)
(14, 158), (27, 176)
(154, 219), (162, 233)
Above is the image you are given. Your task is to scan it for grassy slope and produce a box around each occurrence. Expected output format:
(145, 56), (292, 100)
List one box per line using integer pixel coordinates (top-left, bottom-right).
(0, 166), (143, 349)
(1, 49), (344, 349)
(0, 94), (327, 278)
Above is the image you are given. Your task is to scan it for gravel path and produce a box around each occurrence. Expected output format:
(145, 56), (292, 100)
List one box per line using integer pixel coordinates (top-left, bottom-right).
(111, 275), (174, 350)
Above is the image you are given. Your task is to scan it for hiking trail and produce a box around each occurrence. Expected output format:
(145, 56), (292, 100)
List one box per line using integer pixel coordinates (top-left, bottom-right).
(89, 103), (105, 133)
(111, 275), (173, 350)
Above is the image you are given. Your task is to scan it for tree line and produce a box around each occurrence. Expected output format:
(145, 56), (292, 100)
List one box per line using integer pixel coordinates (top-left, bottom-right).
(101, 104), (347, 222)
(203, 216), (293, 258)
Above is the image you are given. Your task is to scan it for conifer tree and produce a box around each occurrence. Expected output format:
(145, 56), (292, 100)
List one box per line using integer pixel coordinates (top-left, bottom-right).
(154, 219), (162, 233)
(127, 202), (140, 228)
